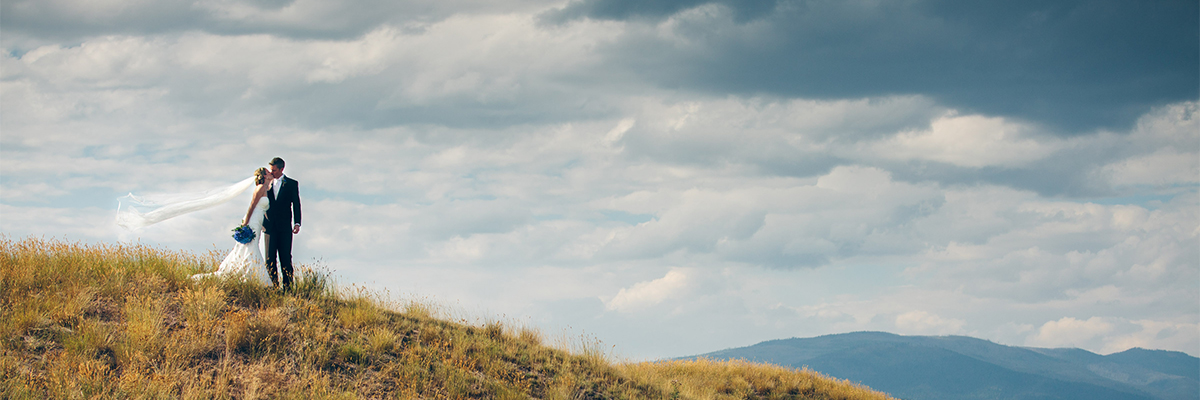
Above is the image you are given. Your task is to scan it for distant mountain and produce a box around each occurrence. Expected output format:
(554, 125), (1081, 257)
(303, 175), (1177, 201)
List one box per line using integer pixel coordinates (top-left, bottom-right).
(688, 332), (1198, 400)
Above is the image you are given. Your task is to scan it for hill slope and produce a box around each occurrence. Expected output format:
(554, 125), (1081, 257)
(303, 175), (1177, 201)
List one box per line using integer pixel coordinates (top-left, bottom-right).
(691, 332), (1198, 400)
(0, 237), (894, 400)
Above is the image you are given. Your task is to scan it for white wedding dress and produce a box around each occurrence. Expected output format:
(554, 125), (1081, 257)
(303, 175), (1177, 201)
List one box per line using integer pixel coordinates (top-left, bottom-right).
(191, 197), (272, 285)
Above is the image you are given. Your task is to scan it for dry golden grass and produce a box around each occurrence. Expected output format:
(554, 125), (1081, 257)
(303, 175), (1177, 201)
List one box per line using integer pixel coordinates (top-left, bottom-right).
(0, 236), (896, 400)
(618, 359), (892, 400)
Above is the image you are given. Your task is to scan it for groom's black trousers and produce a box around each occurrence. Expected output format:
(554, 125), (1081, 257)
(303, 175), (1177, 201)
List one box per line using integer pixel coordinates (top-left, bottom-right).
(265, 232), (294, 290)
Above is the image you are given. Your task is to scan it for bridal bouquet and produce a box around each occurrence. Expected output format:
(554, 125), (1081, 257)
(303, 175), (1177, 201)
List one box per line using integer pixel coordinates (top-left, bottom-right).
(231, 225), (255, 244)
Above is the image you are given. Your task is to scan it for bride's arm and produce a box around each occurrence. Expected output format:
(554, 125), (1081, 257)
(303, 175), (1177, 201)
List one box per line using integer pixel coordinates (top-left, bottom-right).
(242, 185), (267, 225)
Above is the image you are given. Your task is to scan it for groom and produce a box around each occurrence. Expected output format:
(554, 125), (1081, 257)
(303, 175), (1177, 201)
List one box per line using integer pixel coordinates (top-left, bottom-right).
(264, 157), (301, 291)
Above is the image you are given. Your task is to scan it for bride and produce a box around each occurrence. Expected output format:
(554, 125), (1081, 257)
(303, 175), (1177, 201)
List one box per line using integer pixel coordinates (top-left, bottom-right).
(190, 167), (273, 284)
(115, 167), (274, 285)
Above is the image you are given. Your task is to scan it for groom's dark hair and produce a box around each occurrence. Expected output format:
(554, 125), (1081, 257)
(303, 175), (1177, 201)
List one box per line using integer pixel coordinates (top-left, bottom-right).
(270, 157), (285, 168)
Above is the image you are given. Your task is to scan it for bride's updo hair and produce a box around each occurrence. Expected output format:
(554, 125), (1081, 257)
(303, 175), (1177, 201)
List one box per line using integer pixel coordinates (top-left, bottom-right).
(254, 167), (269, 185)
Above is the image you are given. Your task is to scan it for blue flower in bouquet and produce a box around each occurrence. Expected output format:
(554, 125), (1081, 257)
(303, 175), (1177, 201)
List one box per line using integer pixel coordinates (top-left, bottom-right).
(231, 225), (255, 244)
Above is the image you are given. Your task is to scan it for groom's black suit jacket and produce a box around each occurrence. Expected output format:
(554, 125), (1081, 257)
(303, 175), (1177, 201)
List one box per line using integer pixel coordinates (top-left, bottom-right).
(265, 176), (301, 235)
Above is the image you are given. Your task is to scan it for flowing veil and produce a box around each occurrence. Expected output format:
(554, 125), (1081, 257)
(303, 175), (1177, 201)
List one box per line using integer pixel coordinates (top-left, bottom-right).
(116, 177), (256, 230)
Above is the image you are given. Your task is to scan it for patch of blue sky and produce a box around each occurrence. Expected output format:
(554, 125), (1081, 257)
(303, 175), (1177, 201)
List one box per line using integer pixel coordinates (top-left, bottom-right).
(533, 214), (564, 221)
(301, 187), (497, 205)
(599, 210), (655, 225)
(293, 187), (396, 205)
(1084, 184), (1198, 208)
(1, 184), (125, 209)
(783, 262), (915, 303)
(81, 145), (118, 159)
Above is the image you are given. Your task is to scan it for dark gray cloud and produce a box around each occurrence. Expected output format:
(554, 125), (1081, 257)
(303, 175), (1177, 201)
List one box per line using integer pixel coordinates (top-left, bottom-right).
(552, 0), (1199, 133)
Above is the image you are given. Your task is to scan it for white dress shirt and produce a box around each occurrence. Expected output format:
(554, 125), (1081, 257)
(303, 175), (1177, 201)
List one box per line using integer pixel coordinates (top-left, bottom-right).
(272, 173), (283, 195)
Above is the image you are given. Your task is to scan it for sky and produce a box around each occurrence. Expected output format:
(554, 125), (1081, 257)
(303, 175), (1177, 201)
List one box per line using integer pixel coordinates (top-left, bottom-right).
(1, 0), (1198, 360)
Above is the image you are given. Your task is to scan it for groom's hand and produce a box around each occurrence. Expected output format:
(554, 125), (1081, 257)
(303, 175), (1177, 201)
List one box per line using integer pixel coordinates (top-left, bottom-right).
(293, 224), (301, 234)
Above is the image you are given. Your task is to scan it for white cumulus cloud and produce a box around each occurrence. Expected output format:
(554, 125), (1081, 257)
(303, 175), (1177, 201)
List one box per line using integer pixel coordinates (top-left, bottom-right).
(605, 268), (691, 313)
(1030, 317), (1115, 349)
(895, 310), (966, 336)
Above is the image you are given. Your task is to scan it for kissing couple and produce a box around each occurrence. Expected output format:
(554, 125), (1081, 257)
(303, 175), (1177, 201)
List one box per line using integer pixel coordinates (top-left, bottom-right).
(116, 157), (302, 291)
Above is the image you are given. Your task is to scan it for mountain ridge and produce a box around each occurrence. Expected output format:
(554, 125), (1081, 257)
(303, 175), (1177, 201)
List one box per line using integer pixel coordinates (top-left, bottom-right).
(688, 331), (1198, 400)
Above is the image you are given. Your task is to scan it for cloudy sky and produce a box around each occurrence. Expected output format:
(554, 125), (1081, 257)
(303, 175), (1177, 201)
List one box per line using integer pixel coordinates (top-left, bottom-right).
(2, 0), (1197, 359)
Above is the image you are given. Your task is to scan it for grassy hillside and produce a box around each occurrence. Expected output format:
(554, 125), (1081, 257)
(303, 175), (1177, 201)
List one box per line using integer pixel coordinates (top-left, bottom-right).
(0, 237), (895, 400)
